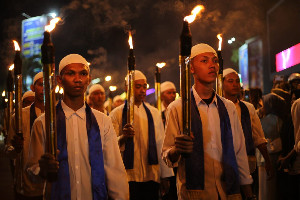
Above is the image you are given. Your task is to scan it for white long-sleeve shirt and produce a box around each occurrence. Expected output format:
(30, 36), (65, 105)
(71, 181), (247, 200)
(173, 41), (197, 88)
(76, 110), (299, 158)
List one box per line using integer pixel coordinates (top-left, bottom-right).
(291, 98), (300, 175)
(162, 86), (252, 200)
(27, 101), (129, 200)
(109, 102), (174, 183)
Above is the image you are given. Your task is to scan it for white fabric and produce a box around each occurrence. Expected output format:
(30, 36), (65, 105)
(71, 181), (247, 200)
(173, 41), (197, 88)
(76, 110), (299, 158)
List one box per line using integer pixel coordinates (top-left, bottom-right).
(22, 91), (35, 101)
(33, 72), (43, 85)
(161, 81), (176, 93)
(88, 84), (105, 94)
(125, 70), (147, 83)
(109, 102), (174, 182)
(223, 68), (238, 78)
(59, 54), (89, 74)
(190, 43), (217, 60)
(291, 98), (300, 174)
(113, 95), (122, 103)
(27, 101), (129, 200)
(162, 86), (252, 200)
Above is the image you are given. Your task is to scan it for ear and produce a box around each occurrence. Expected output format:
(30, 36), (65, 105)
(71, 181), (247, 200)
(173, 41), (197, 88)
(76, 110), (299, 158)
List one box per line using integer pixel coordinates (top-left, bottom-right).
(190, 61), (195, 74)
(56, 75), (62, 86)
(30, 84), (35, 92)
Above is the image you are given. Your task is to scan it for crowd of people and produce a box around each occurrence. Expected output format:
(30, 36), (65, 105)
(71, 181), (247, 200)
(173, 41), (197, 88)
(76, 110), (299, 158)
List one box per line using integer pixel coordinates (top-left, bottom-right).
(1, 43), (299, 200)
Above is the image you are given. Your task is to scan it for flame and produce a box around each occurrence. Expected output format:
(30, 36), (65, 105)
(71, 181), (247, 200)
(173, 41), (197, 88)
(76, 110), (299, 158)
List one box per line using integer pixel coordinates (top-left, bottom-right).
(45, 17), (61, 32)
(5, 99), (8, 102)
(128, 31), (133, 49)
(156, 62), (166, 68)
(55, 85), (60, 93)
(9, 64), (14, 71)
(59, 87), (64, 94)
(109, 86), (117, 92)
(2, 91), (5, 97)
(13, 40), (20, 51)
(184, 5), (205, 23)
(217, 34), (223, 51)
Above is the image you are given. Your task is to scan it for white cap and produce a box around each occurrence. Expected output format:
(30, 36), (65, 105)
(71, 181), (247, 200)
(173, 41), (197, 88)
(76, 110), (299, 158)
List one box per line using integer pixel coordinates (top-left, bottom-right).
(113, 95), (122, 103)
(33, 72), (43, 85)
(22, 91), (35, 101)
(125, 70), (147, 83)
(89, 84), (105, 94)
(161, 81), (176, 93)
(190, 43), (217, 60)
(223, 68), (238, 78)
(59, 54), (89, 74)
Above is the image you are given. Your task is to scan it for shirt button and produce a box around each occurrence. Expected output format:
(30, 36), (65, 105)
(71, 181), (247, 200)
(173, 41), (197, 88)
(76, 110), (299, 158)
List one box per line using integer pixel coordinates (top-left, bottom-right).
(76, 166), (78, 169)
(77, 181), (79, 184)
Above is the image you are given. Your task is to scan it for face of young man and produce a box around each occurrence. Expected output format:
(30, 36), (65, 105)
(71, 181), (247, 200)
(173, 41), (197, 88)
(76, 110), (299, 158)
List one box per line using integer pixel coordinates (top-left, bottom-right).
(161, 89), (176, 106)
(57, 63), (91, 98)
(134, 79), (147, 104)
(22, 96), (35, 108)
(31, 78), (44, 103)
(223, 72), (241, 97)
(89, 90), (106, 107)
(191, 52), (219, 85)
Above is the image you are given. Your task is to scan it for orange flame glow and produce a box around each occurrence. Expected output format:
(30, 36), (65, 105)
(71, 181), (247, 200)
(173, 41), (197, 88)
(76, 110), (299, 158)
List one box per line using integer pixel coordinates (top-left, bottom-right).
(128, 31), (133, 49)
(217, 34), (223, 51)
(13, 40), (20, 51)
(45, 17), (61, 32)
(9, 64), (14, 71)
(184, 5), (205, 23)
(59, 87), (64, 94)
(156, 62), (166, 68)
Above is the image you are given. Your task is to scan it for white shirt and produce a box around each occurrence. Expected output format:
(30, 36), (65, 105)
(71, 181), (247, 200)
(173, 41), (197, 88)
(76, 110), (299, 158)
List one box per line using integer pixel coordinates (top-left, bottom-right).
(27, 101), (129, 200)
(109, 102), (174, 183)
(162, 86), (252, 200)
(291, 98), (300, 174)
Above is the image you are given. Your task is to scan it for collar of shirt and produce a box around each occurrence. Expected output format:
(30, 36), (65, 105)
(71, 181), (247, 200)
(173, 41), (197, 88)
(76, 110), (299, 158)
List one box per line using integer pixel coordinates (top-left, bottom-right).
(192, 85), (218, 107)
(61, 100), (86, 120)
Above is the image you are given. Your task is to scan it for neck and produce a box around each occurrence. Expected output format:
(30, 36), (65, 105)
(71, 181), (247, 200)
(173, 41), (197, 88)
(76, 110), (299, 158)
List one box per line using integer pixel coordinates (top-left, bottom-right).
(194, 81), (214, 99)
(134, 100), (143, 107)
(34, 100), (45, 112)
(163, 101), (168, 109)
(224, 92), (238, 103)
(63, 95), (85, 111)
(93, 104), (105, 112)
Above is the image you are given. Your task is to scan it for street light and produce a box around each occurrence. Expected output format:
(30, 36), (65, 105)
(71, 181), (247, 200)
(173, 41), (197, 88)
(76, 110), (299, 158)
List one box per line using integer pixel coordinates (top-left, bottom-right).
(105, 75), (112, 82)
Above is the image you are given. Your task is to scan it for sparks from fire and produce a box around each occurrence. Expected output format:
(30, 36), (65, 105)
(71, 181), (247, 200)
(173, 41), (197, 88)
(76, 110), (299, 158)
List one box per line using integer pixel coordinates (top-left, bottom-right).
(184, 5), (205, 23)
(9, 64), (14, 71)
(45, 17), (61, 32)
(128, 31), (133, 49)
(217, 34), (223, 51)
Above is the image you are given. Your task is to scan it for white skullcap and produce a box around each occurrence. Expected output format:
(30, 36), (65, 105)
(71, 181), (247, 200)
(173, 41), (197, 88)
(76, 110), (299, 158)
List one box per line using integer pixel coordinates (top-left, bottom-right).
(33, 72), (43, 85)
(89, 84), (105, 94)
(113, 95), (122, 103)
(59, 54), (89, 74)
(161, 81), (176, 93)
(22, 91), (35, 101)
(125, 70), (147, 82)
(190, 43), (217, 60)
(223, 68), (238, 78)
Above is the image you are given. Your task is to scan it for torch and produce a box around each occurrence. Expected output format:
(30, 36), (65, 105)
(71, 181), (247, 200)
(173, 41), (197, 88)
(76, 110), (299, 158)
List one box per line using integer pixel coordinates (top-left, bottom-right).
(6, 64), (14, 139)
(216, 34), (223, 96)
(127, 31), (135, 125)
(155, 62), (166, 113)
(180, 5), (204, 136)
(13, 40), (23, 150)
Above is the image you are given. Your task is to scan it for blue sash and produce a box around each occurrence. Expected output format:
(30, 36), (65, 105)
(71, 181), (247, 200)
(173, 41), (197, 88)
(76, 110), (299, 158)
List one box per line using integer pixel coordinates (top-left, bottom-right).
(185, 91), (240, 195)
(30, 103), (37, 133)
(51, 101), (107, 200)
(239, 101), (255, 156)
(122, 101), (158, 169)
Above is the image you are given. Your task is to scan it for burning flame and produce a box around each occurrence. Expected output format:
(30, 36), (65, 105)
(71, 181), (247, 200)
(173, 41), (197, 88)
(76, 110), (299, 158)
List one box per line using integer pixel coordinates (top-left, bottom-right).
(13, 40), (20, 51)
(128, 31), (133, 49)
(109, 86), (117, 92)
(217, 34), (223, 51)
(156, 62), (166, 68)
(45, 17), (61, 32)
(2, 91), (5, 97)
(55, 85), (60, 93)
(184, 5), (205, 23)
(59, 87), (64, 94)
(9, 64), (14, 71)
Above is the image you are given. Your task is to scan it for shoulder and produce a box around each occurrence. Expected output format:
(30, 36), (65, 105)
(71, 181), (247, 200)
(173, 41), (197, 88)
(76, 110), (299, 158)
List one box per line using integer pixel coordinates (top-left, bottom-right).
(22, 105), (31, 116)
(109, 103), (124, 117)
(91, 108), (112, 123)
(292, 98), (300, 112)
(240, 100), (255, 111)
(218, 95), (236, 111)
(167, 98), (182, 111)
(34, 113), (45, 124)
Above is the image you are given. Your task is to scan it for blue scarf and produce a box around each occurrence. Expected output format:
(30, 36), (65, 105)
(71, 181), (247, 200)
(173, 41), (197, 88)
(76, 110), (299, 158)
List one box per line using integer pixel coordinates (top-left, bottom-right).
(30, 103), (37, 133)
(122, 101), (158, 169)
(185, 91), (240, 195)
(51, 101), (107, 200)
(239, 101), (255, 156)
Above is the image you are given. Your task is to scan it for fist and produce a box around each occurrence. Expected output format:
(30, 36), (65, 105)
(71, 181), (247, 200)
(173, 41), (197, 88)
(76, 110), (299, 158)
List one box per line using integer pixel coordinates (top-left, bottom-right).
(12, 134), (24, 153)
(175, 134), (194, 154)
(39, 153), (59, 181)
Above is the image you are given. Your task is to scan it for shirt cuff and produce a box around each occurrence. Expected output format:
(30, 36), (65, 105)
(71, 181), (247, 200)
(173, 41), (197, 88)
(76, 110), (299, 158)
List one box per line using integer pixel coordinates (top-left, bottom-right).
(162, 147), (180, 168)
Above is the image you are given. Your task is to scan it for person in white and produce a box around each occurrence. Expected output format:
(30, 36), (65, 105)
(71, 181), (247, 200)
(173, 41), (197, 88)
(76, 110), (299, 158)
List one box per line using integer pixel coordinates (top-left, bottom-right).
(109, 70), (174, 200)
(162, 43), (254, 200)
(22, 90), (35, 108)
(112, 95), (124, 110)
(6, 72), (45, 199)
(88, 84), (108, 115)
(160, 81), (176, 126)
(27, 54), (129, 200)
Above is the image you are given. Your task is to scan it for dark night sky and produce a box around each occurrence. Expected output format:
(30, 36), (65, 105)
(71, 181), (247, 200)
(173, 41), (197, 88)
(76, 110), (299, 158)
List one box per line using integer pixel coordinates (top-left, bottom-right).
(0, 0), (281, 96)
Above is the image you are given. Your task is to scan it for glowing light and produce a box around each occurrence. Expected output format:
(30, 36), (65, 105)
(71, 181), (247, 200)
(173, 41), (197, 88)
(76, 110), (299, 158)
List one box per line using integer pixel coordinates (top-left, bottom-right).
(147, 84), (150, 89)
(45, 17), (61, 32)
(105, 76), (112, 82)
(217, 34), (223, 51)
(146, 88), (155, 96)
(228, 40), (233, 44)
(184, 5), (205, 23)
(91, 78), (101, 84)
(13, 40), (20, 51)
(13, 99), (15, 103)
(2, 91), (5, 97)
(49, 12), (57, 18)
(176, 93), (180, 99)
(109, 86), (117, 91)
(276, 43), (300, 72)
(156, 62), (166, 68)
(281, 49), (291, 69)
(59, 87), (64, 94)
(231, 37), (236, 41)
(87, 62), (91, 66)
(55, 85), (60, 93)
(128, 31), (133, 49)
(5, 99), (8, 102)
(9, 64), (14, 71)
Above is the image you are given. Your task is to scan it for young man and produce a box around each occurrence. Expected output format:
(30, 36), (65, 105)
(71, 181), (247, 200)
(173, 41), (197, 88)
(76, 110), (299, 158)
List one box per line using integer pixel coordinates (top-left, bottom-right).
(109, 70), (174, 200)
(22, 91), (35, 108)
(6, 72), (45, 200)
(160, 81), (176, 126)
(112, 95), (124, 110)
(27, 54), (129, 200)
(162, 44), (254, 200)
(88, 84), (108, 114)
(222, 68), (273, 176)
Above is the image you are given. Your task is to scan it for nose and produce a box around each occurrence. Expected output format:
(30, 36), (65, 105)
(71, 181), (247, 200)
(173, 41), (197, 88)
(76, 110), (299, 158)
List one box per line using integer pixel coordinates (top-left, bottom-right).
(74, 73), (82, 83)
